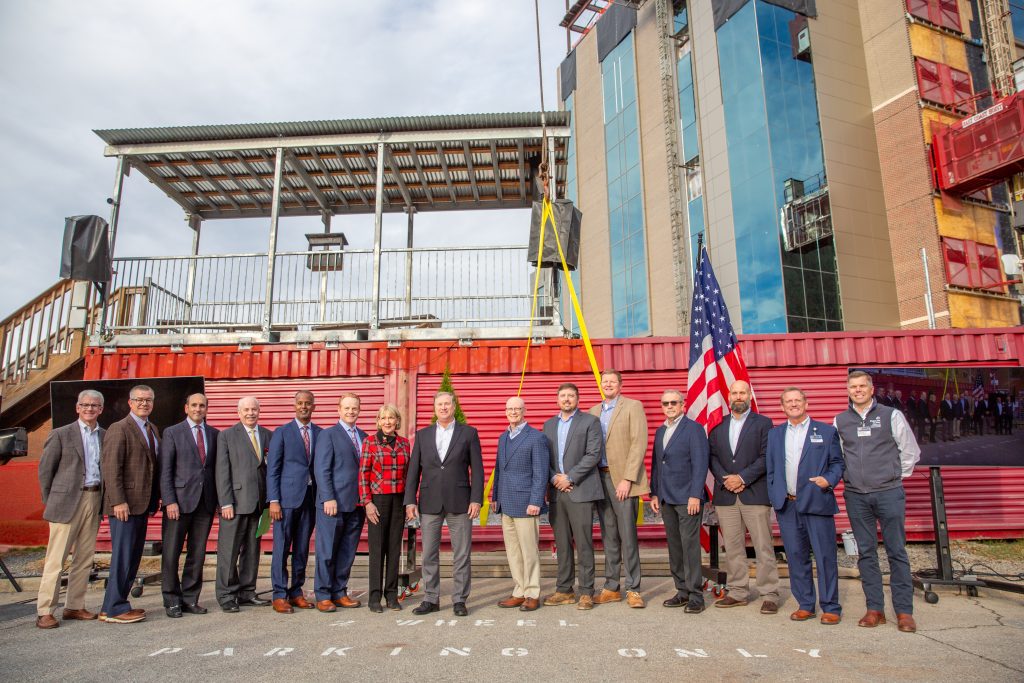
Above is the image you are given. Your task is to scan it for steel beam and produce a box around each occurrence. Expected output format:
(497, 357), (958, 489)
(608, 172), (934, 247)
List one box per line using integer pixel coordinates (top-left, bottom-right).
(284, 149), (332, 213)
(370, 143), (386, 330)
(384, 146), (414, 208)
(262, 148), (285, 337)
(407, 145), (435, 207)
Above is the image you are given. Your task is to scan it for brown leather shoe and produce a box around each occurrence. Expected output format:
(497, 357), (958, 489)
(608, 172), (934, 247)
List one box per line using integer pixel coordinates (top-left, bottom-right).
(36, 614), (59, 629)
(897, 613), (917, 633)
(790, 609), (816, 621)
(626, 591), (645, 608)
(858, 610), (886, 627)
(760, 600), (778, 615)
(333, 595), (361, 608)
(316, 600), (337, 613)
(498, 596), (526, 608)
(272, 598), (294, 614)
(577, 594), (594, 610)
(104, 609), (146, 624)
(592, 589), (622, 604)
(542, 591), (576, 606)
(714, 595), (748, 608)
(520, 597), (540, 612)
(820, 612), (841, 625)
(289, 595), (314, 609)
(62, 608), (98, 621)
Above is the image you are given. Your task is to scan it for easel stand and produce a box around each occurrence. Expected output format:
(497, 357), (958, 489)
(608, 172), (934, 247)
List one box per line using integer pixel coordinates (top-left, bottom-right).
(701, 523), (727, 596)
(913, 466), (1022, 602)
(0, 557), (22, 592)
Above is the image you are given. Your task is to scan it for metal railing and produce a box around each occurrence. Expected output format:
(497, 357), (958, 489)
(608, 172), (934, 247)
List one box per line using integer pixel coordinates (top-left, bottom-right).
(97, 245), (554, 335)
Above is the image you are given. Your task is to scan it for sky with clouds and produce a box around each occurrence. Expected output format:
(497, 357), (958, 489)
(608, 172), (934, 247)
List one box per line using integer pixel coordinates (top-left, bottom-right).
(0, 0), (573, 318)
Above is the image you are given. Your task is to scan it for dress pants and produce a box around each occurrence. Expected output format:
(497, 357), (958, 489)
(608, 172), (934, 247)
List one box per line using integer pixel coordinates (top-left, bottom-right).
(270, 487), (315, 600)
(101, 514), (148, 617)
(596, 470), (641, 592)
(216, 510), (262, 605)
(662, 502), (704, 607)
(548, 489), (595, 596)
(500, 513), (541, 600)
(845, 487), (914, 615)
(367, 493), (404, 602)
(715, 500), (779, 602)
(776, 500), (840, 614)
(314, 506), (365, 601)
(419, 511), (472, 604)
(161, 507), (214, 607)
(37, 490), (101, 616)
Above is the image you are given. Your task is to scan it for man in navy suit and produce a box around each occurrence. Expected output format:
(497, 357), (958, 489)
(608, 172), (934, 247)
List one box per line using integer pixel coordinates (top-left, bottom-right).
(267, 391), (321, 614)
(650, 389), (709, 613)
(313, 393), (366, 612)
(492, 396), (549, 612)
(708, 380), (780, 613)
(159, 392), (220, 618)
(766, 387), (845, 625)
(405, 391), (484, 617)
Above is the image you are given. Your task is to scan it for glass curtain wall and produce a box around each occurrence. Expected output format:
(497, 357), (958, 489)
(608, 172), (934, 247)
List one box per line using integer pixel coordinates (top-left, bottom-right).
(675, 4), (705, 268)
(602, 32), (651, 337)
(716, 0), (842, 332)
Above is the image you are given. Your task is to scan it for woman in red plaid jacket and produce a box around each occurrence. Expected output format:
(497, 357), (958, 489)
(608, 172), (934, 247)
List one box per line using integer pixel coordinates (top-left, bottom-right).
(359, 404), (411, 612)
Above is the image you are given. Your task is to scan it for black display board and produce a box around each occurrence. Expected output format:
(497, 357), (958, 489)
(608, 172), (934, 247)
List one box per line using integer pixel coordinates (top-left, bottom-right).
(50, 376), (205, 431)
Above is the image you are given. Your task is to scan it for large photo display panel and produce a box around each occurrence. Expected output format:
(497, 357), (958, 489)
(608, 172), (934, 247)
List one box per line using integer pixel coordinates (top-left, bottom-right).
(854, 367), (1021, 468)
(50, 376), (205, 430)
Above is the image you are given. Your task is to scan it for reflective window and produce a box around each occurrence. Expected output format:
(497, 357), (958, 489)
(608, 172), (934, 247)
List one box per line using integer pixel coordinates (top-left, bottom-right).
(603, 33), (650, 336)
(675, 2), (704, 288)
(716, 0), (842, 333)
(1013, 2), (1024, 43)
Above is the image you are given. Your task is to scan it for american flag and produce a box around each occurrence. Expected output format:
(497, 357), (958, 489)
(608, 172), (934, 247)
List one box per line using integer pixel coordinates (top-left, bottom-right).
(685, 245), (755, 434)
(972, 373), (985, 401)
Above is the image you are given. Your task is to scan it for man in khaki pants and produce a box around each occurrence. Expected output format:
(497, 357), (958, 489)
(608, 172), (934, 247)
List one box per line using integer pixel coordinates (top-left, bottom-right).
(36, 389), (106, 628)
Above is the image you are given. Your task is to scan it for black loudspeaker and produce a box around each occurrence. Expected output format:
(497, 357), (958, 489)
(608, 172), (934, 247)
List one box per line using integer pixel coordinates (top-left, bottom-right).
(60, 215), (112, 282)
(528, 199), (582, 270)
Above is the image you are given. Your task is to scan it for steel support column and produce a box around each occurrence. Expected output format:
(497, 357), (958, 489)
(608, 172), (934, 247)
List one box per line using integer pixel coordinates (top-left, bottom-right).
(184, 214), (202, 328)
(370, 142), (386, 329)
(262, 147), (285, 338)
(405, 206), (415, 318)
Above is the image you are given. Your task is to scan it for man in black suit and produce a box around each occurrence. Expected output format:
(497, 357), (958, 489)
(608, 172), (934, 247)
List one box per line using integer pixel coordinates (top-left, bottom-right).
(974, 396), (987, 435)
(215, 396), (271, 612)
(160, 392), (220, 617)
(708, 380), (779, 614)
(405, 391), (484, 617)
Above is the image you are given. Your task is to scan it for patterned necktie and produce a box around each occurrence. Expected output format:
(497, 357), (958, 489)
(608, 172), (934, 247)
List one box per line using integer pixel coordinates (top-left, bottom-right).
(249, 429), (261, 460)
(195, 424), (206, 465)
(146, 423), (157, 456)
(302, 425), (310, 460)
(348, 427), (359, 453)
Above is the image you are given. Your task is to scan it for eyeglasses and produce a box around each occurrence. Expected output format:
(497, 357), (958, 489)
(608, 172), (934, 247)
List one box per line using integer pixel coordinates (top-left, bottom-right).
(78, 403), (102, 409)
(130, 397), (154, 405)
(505, 407), (524, 412)
(661, 400), (681, 407)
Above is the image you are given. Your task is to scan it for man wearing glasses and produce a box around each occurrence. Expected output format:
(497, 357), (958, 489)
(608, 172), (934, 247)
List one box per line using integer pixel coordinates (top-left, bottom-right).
(100, 385), (161, 624)
(36, 390), (106, 629)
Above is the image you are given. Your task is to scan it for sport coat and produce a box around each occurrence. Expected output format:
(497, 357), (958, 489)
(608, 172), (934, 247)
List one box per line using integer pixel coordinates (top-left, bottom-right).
(650, 416), (709, 505)
(708, 411), (772, 506)
(492, 423), (550, 518)
(766, 419), (845, 516)
(542, 411), (604, 503)
(159, 419), (220, 515)
(314, 421), (366, 512)
(588, 395), (650, 497)
(102, 414), (160, 516)
(404, 422), (484, 515)
(268, 419), (322, 508)
(215, 422), (270, 516)
(39, 421), (106, 523)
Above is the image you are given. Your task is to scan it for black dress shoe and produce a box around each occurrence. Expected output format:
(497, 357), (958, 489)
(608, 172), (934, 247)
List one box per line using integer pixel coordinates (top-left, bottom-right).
(684, 603), (706, 614)
(412, 601), (439, 615)
(386, 598), (402, 611)
(369, 602), (384, 613)
(662, 595), (687, 608)
(165, 605), (183, 618)
(238, 597), (271, 607)
(220, 601), (240, 613)
(453, 602), (468, 617)
(182, 603), (208, 615)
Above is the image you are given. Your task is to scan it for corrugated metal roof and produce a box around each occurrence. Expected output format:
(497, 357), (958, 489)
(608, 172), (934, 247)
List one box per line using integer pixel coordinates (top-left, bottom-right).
(94, 111), (571, 146)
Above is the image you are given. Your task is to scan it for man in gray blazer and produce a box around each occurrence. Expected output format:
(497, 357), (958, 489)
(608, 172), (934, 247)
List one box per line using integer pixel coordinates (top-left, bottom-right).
(215, 396), (271, 612)
(36, 389), (106, 629)
(405, 391), (484, 617)
(542, 383), (605, 610)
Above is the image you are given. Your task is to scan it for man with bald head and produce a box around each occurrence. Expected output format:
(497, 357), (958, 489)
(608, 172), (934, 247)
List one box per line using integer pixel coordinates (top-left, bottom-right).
(492, 397), (549, 611)
(215, 396), (271, 612)
(707, 380), (780, 613)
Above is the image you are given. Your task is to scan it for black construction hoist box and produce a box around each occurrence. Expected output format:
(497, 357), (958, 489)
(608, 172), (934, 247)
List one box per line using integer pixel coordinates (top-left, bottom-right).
(527, 199), (582, 270)
(60, 214), (112, 282)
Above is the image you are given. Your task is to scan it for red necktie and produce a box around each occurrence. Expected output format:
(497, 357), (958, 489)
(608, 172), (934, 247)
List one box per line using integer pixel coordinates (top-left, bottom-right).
(195, 424), (206, 465)
(302, 425), (310, 461)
